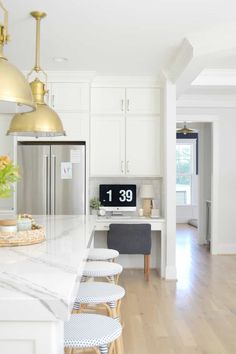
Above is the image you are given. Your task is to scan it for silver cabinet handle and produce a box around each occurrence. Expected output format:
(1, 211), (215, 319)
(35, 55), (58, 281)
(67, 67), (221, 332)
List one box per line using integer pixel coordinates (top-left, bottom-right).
(51, 94), (55, 107)
(121, 160), (124, 173)
(44, 155), (50, 215)
(126, 99), (130, 112)
(126, 160), (130, 173)
(120, 99), (124, 111)
(51, 155), (56, 214)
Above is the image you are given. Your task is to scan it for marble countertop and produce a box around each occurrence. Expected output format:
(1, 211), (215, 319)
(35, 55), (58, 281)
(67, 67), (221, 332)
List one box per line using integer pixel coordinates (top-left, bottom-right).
(0, 215), (96, 321)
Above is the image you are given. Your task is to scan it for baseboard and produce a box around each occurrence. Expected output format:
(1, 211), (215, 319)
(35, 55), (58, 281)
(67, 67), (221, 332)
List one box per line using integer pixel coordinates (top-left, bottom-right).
(215, 244), (236, 254)
(165, 265), (177, 280)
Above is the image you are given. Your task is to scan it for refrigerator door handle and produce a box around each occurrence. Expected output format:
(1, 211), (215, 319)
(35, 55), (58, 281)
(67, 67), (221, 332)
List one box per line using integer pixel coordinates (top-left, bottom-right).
(51, 155), (56, 215)
(44, 155), (50, 215)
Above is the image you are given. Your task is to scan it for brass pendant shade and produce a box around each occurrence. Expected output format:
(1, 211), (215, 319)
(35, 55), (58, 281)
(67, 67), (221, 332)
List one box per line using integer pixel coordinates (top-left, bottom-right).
(177, 122), (196, 135)
(7, 11), (65, 137)
(0, 3), (35, 113)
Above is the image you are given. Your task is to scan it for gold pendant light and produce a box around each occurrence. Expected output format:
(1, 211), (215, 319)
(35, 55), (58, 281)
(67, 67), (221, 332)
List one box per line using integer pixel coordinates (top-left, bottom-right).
(177, 122), (196, 135)
(8, 11), (65, 137)
(0, 2), (35, 113)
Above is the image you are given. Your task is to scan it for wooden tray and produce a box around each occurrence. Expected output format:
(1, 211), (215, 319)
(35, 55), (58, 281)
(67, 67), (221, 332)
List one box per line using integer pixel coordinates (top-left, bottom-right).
(0, 226), (46, 247)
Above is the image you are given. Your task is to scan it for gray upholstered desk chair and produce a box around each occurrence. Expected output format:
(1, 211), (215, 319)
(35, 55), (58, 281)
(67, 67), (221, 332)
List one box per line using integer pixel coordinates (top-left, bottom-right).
(107, 224), (151, 281)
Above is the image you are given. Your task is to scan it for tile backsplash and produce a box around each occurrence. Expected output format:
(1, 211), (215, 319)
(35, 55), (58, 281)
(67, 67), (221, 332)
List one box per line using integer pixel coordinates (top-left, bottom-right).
(89, 177), (162, 214)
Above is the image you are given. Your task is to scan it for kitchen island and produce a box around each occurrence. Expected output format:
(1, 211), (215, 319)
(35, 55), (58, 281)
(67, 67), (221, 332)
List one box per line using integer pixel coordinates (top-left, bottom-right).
(0, 215), (96, 354)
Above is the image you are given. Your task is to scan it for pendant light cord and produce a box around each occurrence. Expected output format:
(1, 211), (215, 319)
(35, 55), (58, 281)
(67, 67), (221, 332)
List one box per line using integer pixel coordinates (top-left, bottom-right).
(34, 15), (41, 72)
(0, 1), (9, 44)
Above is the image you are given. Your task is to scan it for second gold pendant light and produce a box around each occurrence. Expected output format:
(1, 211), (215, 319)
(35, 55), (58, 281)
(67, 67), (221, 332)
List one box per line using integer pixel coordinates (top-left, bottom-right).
(8, 11), (65, 137)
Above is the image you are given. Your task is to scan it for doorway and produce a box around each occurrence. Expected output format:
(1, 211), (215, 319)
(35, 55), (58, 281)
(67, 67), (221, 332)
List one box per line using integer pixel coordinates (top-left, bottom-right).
(176, 119), (218, 254)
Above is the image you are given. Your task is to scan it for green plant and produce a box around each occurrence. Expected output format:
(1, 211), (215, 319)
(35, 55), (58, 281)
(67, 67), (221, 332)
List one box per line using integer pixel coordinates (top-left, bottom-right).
(0, 156), (20, 198)
(89, 197), (101, 210)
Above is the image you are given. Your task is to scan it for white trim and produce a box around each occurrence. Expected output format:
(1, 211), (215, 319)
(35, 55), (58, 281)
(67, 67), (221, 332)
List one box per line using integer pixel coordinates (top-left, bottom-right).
(176, 115), (220, 256)
(165, 265), (177, 280)
(177, 94), (236, 108)
(215, 244), (236, 254)
(192, 69), (236, 86)
(92, 76), (161, 87)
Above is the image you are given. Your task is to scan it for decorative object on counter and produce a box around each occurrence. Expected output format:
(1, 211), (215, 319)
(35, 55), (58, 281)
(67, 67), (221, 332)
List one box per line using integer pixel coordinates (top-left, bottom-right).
(7, 11), (65, 137)
(140, 184), (155, 217)
(0, 224), (45, 247)
(0, 219), (17, 233)
(90, 197), (101, 215)
(151, 208), (160, 218)
(0, 1), (35, 114)
(138, 208), (144, 217)
(98, 207), (106, 216)
(0, 155), (20, 198)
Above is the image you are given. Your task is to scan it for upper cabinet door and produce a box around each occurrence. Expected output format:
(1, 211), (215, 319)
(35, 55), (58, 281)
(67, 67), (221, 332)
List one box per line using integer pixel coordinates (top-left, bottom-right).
(91, 88), (125, 114)
(126, 115), (161, 176)
(50, 83), (89, 112)
(126, 88), (160, 115)
(90, 115), (125, 176)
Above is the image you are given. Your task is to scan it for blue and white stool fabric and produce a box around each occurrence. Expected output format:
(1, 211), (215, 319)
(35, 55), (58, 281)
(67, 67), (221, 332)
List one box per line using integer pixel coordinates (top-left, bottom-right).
(73, 282), (125, 313)
(64, 313), (122, 354)
(82, 261), (123, 283)
(88, 248), (119, 262)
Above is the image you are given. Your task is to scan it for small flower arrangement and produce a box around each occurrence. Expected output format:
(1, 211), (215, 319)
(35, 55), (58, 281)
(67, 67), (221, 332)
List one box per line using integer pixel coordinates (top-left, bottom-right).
(89, 197), (101, 210)
(0, 156), (20, 198)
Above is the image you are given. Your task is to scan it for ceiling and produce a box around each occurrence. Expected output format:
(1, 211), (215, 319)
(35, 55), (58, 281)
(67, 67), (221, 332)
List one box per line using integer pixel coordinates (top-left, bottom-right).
(3, 0), (236, 76)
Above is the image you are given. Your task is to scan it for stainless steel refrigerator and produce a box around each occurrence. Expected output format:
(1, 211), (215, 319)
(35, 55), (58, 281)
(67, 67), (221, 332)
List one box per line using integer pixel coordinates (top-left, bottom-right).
(17, 142), (86, 215)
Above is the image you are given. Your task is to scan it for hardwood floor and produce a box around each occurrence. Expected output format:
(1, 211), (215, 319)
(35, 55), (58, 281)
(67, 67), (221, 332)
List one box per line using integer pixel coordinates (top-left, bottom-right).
(119, 224), (236, 354)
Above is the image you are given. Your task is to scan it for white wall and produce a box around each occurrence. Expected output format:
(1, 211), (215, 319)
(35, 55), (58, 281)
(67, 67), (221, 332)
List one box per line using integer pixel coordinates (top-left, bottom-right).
(217, 113), (236, 252)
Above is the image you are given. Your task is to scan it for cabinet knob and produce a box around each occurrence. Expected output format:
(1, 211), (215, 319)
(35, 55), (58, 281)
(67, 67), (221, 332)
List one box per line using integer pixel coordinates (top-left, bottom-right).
(51, 94), (55, 107)
(126, 99), (130, 112)
(126, 160), (130, 173)
(120, 99), (124, 111)
(121, 160), (124, 173)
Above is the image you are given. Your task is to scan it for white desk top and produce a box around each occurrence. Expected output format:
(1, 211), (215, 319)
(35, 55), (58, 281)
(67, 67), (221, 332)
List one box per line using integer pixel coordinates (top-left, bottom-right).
(0, 215), (96, 322)
(96, 215), (165, 222)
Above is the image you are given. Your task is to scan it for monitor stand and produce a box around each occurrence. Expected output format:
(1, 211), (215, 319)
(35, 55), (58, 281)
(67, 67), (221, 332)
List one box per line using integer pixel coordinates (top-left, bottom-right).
(111, 211), (124, 216)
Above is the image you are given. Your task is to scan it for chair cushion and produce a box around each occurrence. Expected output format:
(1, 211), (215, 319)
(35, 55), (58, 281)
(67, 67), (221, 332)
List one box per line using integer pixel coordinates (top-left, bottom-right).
(83, 261), (123, 277)
(75, 282), (125, 304)
(88, 248), (119, 261)
(108, 224), (151, 255)
(64, 314), (122, 348)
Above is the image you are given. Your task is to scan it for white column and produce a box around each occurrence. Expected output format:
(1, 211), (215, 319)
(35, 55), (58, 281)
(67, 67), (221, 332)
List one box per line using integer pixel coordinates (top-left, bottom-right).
(163, 78), (177, 280)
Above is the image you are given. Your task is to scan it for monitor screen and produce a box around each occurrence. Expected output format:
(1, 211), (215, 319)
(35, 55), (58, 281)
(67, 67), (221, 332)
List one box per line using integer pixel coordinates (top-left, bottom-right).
(99, 184), (136, 211)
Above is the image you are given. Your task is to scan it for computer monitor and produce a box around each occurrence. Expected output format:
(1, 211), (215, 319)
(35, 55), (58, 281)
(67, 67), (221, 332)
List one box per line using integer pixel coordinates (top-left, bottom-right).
(99, 184), (136, 212)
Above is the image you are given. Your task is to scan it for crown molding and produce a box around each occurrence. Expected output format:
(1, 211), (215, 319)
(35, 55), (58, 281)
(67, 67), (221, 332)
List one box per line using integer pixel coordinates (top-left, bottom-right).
(92, 75), (161, 87)
(192, 69), (236, 86)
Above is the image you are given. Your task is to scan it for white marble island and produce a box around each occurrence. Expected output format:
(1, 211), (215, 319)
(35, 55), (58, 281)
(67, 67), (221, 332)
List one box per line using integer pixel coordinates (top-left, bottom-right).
(0, 215), (96, 354)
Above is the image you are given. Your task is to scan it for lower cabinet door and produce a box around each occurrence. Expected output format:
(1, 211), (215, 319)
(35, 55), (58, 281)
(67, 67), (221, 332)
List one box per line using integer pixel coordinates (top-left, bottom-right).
(126, 115), (161, 176)
(90, 115), (125, 176)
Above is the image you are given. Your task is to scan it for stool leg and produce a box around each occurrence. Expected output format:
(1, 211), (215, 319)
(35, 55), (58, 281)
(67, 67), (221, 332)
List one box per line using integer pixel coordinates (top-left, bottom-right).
(64, 347), (72, 354)
(108, 303), (124, 354)
(144, 254), (150, 281)
(99, 344), (109, 354)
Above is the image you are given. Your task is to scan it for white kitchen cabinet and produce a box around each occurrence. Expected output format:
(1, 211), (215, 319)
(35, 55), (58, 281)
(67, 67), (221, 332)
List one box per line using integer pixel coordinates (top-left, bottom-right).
(91, 88), (125, 114)
(49, 83), (89, 112)
(91, 87), (160, 115)
(90, 86), (162, 177)
(90, 115), (125, 176)
(126, 115), (161, 176)
(126, 88), (160, 114)
(51, 113), (89, 141)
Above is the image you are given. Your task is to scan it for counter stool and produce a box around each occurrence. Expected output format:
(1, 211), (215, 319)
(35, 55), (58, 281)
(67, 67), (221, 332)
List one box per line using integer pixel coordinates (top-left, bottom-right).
(73, 282), (125, 318)
(73, 282), (125, 354)
(88, 248), (119, 262)
(64, 313), (122, 354)
(82, 261), (123, 284)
